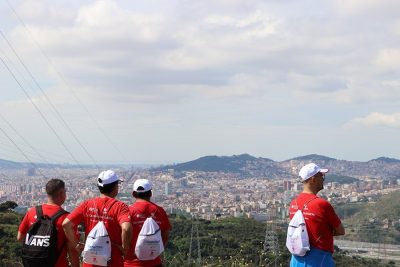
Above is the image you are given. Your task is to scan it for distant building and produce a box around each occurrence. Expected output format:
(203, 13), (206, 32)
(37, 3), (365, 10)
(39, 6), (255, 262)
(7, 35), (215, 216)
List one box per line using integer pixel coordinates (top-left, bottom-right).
(283, 180), (292, 191)
(292, 182), (302, 192)
(27, 168), (36, 176)
(165, 182), (171, 195)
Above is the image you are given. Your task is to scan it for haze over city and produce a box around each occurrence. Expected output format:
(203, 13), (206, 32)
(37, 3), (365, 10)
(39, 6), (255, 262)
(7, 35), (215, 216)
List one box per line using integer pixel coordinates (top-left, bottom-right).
(1, 0), (400, 165)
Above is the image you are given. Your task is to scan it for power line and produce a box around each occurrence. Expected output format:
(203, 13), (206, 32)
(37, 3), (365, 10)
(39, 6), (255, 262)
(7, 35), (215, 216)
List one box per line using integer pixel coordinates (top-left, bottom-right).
(0, 125), (47, 179)
(0, 113), (55, 166)
(5, 0), (130, 164)
(0, 30), (99, 169)
(0, 55), (83, 168)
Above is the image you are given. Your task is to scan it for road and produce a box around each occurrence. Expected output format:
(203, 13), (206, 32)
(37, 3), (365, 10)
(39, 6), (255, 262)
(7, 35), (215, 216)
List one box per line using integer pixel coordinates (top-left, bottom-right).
(335, 239), (400, 262)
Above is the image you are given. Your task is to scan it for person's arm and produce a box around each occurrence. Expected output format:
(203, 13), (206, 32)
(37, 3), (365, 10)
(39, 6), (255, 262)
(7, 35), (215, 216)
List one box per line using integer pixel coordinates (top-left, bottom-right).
(66, 239), (80, 267)
(333, 223), (345, 236)
(17, 211), (30, 242)
(121, 221), (132, 255)
(17, 231), (25, 242)
(62, 218), (83, 253)
(161, 229), (170, 246)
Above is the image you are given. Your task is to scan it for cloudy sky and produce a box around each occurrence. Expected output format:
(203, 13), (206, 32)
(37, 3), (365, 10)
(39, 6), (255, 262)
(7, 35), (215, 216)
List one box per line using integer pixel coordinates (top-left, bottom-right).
(0, 0), (400, 165)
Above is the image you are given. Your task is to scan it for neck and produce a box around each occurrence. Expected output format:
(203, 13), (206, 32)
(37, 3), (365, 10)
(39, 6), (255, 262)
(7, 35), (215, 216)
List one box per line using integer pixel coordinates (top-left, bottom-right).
(47, 198), (60, 206)
(100, 193), (114, 198)
(303, 185), (318, 195)
(135, 198), (150, 202)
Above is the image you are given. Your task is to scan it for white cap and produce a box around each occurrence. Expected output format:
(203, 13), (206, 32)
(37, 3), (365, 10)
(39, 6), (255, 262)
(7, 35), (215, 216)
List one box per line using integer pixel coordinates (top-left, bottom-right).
(133, 179), (152, 192)
(299, 163), (329, 181)
(97, 170), (122, 187)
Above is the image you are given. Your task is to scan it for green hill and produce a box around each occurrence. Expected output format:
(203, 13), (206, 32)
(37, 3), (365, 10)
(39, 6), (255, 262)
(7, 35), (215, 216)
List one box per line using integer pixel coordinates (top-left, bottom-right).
(155, 154), (272, 174)
(339, 190), (400, 244)
(325, 174), (359, 184)
(0, 205), (396, 266)
(0, 211), (23, 267)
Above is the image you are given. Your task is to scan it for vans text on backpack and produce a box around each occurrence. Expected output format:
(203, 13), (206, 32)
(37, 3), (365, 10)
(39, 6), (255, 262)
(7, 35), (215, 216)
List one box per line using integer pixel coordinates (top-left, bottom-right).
(286, 197), (317, 256)
(82, 199), (117, 266)
(22, 205), (68, 267)
(135, 217), (164, 261)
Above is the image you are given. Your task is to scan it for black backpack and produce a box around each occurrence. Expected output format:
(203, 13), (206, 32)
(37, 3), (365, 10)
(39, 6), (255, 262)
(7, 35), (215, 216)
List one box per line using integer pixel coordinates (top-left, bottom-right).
(22, 205), (68, 267)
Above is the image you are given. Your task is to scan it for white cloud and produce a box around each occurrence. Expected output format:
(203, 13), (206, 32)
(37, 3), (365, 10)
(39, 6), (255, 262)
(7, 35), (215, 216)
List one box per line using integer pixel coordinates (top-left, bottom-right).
(375, 49), (400, 71)
(2, 0), (400, 162)
(344, 112), (400, 128)
(332, 0), (400, 18)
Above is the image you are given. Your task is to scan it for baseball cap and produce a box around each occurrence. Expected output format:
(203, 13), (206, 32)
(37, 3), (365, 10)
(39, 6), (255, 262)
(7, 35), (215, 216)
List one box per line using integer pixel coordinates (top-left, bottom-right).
(299, 163), (329, 181)
(133, 179), (152, 192)
(97, 170), (123, 187)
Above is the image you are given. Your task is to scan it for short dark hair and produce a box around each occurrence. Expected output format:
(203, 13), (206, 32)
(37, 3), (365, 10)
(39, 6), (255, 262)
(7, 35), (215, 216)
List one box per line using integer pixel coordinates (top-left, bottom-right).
(46, 179), (65, 197)
(133, 188), (152, 199)
(98, 180), (118, 194)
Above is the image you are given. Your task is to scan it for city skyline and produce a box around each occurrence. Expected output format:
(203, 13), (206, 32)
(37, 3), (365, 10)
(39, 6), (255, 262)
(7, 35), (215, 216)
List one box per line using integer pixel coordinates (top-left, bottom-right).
(1, 0), (400, 165)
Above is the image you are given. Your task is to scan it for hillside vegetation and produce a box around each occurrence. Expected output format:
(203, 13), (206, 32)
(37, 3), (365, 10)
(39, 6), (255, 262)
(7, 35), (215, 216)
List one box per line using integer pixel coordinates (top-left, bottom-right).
(0, 204), (397, 266)
(341, 190), (400, 244)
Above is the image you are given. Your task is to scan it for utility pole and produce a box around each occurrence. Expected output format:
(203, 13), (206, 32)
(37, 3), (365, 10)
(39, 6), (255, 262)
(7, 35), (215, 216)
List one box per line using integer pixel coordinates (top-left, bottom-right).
(188, 216), (201, 266)
(264, 221), (279, 267)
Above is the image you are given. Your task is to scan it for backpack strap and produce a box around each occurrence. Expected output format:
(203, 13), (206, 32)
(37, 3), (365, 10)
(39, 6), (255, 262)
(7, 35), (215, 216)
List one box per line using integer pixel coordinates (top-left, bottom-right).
(301, 196), (318, 212)
(50, 208), (69, 223)
(35, 205), (44, 219)
(50, 208), (68, 265)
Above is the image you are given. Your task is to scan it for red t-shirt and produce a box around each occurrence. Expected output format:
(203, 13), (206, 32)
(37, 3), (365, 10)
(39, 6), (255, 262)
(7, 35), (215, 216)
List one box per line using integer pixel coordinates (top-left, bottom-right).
(18, 204), (70, 267)
(289, 193), (342, 253)
(124, 200), (172, 267)
(67, 196), (131, 267)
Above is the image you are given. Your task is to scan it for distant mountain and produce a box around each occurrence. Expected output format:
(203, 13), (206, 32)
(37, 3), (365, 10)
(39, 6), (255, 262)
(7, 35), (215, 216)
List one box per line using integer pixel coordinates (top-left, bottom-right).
(154, 154), (287, 177)
(287, 154), (337, 162)
(154, 154), (400, 179)
(369, 157), (400, 163)
(0, 159), (84, 170)
(0, 159), (28, 169)
(324, 174), (359, 184)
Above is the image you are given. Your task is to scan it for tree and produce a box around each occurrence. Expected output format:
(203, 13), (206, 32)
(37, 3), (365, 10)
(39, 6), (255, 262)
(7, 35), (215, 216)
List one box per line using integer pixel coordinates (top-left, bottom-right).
(0, 201), (18, 212)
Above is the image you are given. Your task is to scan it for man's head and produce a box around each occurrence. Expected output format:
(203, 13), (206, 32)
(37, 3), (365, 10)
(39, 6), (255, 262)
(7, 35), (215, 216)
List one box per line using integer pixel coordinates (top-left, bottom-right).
(299, 163), (328, 192)
(46, 179), (66, 205)
(97, 170), (122, 197)
(132, 179), (152, 200)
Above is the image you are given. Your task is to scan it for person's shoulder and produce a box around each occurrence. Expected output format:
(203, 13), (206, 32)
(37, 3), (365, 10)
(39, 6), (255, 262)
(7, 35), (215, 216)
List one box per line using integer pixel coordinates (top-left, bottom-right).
(23, 206), (37, 218)
(152, 202), (167, 212)
(77, 198), (93, 206)
(111, 199), (129, 211)
(130, 200), (159, 214)
(313, 196), (333, 207)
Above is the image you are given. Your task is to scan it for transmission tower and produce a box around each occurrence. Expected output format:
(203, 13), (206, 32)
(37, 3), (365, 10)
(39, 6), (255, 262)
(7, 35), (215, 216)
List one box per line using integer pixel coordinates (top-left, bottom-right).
(264, 221), (279, 267)
(188, 216), (202, 266)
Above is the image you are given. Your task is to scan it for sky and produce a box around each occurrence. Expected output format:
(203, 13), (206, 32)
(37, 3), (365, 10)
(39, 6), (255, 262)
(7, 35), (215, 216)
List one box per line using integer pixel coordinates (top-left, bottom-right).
(0, 0), (400, 165)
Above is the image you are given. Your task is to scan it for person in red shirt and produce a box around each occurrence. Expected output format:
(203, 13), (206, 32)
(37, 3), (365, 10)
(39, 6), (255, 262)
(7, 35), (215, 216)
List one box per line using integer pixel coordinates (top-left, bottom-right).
(289, 163), (345, 267)
(124, 179), (171, 267)
(17, 178), (80, 267)
(63, 170), (132, 267)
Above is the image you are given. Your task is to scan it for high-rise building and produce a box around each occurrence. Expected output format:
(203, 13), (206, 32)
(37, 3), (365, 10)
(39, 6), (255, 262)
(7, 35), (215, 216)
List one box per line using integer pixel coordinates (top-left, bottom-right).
(165, 182), (171, 195)
(283, 180), (292, 191)
(27, 168), (36, 176)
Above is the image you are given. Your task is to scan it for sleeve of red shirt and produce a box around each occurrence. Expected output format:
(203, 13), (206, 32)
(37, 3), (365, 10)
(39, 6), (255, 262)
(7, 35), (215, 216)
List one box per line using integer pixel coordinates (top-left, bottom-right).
(158, 208), (171, 231)
(116, 202), (131, 224)
(18, 208), (33, 235)
(67, 201), (86, 225)
(322, 200), (342, 228)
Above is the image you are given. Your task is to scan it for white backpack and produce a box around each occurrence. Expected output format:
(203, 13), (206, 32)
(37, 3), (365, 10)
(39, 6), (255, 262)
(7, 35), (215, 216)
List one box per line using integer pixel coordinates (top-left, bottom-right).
(286, 198), (316, 256)
(82, 200), (116, 266)
(82, 221), (112, 266)
(135, 217), (164, 260)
